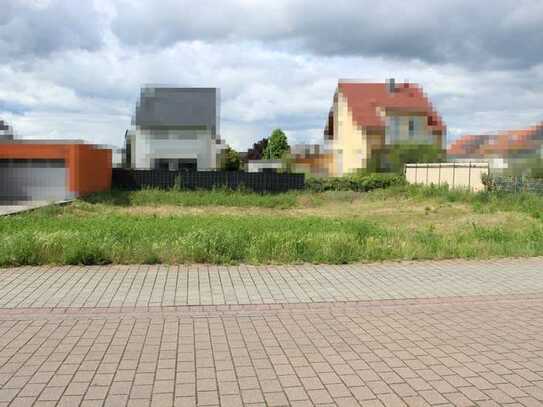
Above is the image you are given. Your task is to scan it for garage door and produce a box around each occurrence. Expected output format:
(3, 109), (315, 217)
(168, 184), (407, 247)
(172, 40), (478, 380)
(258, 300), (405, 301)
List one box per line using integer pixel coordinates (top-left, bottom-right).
(0, 159), (69, 202)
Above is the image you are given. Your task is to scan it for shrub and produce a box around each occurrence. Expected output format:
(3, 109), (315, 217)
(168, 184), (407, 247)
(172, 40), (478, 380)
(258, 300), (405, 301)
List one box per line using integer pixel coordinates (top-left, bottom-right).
(305, 173), (405, 192)
(383, 143), (445, 172)
(481, 173), (495, 192)
(220, 147), (241, 171)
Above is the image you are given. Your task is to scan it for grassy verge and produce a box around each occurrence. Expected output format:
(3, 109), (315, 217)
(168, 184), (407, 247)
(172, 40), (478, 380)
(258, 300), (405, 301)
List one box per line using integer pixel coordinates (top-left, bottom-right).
(1, 185), (543, 266)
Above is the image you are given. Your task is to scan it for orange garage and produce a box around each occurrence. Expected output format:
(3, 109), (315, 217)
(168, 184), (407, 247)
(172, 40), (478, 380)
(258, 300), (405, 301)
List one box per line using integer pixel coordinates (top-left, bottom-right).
(0, 141), (111, 202)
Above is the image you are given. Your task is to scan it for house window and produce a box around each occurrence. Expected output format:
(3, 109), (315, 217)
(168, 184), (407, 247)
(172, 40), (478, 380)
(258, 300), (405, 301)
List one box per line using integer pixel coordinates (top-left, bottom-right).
(385, 116), (400, 144)
(408, 119), (415, 138)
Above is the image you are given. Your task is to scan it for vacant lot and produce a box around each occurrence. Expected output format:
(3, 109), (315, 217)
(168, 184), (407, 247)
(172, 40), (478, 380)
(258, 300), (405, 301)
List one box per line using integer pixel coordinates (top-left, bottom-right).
(1, 186), (543, 266)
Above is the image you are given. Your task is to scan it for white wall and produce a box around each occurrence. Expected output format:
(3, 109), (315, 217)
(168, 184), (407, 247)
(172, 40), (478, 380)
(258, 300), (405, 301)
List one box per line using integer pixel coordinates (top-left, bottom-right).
(405, 162), (489, 192)
(247, 160), (284, 173)
(133, 129), (217, 170)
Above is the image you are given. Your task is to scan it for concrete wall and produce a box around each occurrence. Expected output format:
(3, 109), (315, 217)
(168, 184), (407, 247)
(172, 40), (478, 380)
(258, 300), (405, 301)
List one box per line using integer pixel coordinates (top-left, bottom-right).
(405, 162), (489, 192)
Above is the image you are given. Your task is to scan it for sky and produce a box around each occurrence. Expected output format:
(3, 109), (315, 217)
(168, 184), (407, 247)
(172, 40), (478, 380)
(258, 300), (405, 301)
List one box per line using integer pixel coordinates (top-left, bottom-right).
(1, 0), (542, 151)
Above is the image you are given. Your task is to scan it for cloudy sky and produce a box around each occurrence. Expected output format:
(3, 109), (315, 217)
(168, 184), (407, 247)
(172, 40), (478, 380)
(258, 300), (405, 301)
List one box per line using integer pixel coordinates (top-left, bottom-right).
(1, 0), (542, 150)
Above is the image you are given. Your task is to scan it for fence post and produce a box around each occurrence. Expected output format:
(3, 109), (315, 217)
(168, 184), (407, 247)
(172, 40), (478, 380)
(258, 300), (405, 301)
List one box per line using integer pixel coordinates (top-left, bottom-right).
(468, 162), (472, 191)
(426, 164), (429, 185)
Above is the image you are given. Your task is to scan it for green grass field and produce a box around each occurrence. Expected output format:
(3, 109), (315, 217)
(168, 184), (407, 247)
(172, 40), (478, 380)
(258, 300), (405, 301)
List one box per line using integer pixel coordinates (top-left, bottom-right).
(1, 186), (542, 266)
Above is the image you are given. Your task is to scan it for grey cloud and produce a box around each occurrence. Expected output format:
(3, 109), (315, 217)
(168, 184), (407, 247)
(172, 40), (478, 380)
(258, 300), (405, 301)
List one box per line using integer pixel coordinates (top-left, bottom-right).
(1, 0), (542, 150)
(0, 0), (106, 61)
(110, 0), (543, 70)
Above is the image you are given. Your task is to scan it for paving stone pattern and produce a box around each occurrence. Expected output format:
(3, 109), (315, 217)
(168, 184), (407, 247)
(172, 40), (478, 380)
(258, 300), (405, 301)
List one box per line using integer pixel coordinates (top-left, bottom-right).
(0, 258), (542, 406)
(0, 258), (542, 309)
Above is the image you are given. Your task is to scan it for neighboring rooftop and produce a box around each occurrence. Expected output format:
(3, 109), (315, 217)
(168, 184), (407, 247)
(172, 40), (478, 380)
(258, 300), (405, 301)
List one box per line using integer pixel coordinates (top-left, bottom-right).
(449, 123), (543, 157)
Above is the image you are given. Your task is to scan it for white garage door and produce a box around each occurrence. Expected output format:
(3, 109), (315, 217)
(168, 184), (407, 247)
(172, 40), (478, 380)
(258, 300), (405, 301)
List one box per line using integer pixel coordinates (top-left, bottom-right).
(0, 159), (69, 203)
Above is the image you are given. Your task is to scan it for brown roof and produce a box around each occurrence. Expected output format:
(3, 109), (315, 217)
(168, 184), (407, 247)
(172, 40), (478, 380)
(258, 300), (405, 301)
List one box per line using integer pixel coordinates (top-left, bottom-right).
(337, 82), (445, 132)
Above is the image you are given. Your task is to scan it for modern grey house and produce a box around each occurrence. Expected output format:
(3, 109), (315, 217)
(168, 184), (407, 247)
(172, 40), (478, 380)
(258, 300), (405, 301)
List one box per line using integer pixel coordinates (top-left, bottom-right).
(125, 87), (221, 171)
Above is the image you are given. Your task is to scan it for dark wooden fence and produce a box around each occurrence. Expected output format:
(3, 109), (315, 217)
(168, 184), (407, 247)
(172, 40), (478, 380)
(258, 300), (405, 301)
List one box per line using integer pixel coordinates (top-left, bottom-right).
(490, 175), (543, 194)
(112, 169), (305, 192)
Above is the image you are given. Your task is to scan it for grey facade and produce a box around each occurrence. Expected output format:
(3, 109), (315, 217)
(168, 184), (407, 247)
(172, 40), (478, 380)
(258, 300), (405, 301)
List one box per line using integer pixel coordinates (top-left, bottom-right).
(135, 87), (219, 134)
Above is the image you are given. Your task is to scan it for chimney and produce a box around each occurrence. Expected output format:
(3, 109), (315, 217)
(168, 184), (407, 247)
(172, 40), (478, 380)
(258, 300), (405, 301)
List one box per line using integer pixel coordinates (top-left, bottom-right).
(386, 78), (396, 93)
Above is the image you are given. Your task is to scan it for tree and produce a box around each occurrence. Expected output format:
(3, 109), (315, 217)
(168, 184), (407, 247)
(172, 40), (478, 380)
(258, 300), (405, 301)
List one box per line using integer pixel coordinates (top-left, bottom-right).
(247, 138), (268, 160)
(221, 147), (241, 171)
(263, 129), (289, 160)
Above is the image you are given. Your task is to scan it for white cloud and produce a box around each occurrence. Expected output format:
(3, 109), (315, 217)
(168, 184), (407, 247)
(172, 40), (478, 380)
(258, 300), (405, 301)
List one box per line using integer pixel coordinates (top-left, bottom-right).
(1, 0), (542, 152)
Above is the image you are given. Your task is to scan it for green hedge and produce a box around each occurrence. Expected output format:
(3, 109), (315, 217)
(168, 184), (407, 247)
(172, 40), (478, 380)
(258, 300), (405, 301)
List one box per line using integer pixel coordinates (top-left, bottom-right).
(305, 173), (405, 192)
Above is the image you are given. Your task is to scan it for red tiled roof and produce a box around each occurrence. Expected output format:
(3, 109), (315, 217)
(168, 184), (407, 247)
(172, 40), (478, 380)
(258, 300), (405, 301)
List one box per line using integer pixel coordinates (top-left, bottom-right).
(337, 82), (445, 132)
(448, 134), (493, 156)
(448, 123), (543, 157)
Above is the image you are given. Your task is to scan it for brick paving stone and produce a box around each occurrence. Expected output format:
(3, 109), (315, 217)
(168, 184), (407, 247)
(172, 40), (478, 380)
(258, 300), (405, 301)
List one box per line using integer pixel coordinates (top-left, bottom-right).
(0, 258), (542, 406)
(402, 396), (432, 407)
(0, 257), (542, 308)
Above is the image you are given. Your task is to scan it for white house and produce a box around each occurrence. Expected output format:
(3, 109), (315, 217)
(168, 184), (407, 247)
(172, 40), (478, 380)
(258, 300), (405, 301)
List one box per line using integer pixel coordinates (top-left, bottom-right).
(0, 120), (14, 141)
(126, 87), (221, 171)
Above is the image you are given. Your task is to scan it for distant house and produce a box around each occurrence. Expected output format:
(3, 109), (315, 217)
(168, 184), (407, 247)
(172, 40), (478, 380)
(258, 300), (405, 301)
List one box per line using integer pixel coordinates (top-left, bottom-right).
(324, 79), (446, 176)
(291, 144), (332, 177)
(449, 123), (543, 176)
(125, 87), (222, 171)
(0, 120), (14, 141)
(247, 159), (284, 173)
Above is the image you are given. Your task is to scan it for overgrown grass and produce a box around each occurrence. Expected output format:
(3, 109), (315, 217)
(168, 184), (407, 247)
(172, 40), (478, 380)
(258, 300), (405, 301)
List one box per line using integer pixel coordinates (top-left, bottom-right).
(84, 188), (298, 209)
(368, 184), (543, 219)
(2, 184), (543, 266)
(1, 204), (543, 266)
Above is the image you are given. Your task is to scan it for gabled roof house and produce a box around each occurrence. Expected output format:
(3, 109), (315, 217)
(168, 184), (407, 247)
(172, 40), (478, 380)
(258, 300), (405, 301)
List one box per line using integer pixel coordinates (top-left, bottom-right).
(324, 79), (446, 175)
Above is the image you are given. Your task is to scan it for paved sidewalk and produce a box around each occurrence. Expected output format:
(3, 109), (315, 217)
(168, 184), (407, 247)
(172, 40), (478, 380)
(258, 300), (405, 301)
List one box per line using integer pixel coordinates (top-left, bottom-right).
(0, 258), (542, 406)
(0, 202), (49, 217)
(0, 257), (542, 309)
